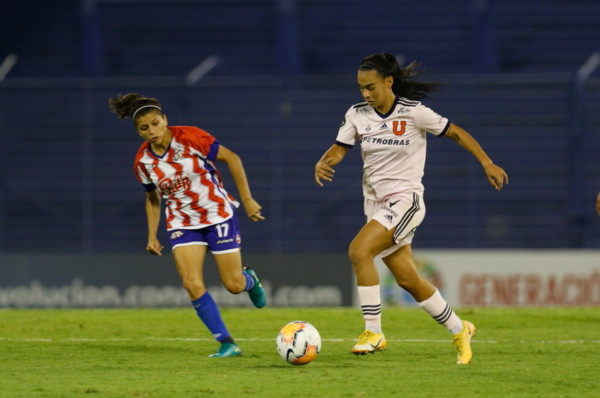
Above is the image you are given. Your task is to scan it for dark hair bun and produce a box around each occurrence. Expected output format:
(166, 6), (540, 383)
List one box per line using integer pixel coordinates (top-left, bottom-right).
(108, 93), (162, 120)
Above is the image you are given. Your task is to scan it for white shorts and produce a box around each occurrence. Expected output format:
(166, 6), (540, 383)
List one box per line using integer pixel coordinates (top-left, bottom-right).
(364, 191), (426, 258)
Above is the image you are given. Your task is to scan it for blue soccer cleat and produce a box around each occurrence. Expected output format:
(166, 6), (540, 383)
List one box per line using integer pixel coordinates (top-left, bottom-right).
(208, 343), (242, 358)
(244, 267), (266, 308)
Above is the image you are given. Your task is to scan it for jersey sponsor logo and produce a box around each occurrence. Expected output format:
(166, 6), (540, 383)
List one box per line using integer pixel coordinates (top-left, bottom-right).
(170, 230), (184, 239)
(390, 200), (400, 207)
(365, 124), (372, 132)
(384, 214), (393, 222)
(360, 137), (410, 146)
(380, 123), (388, 130)
(340, 116), (346, 127)
(393, 121), (406, 136)
(159, 175), (191, 195)
(172, 150), (184, 161)
(397, 107), (411, 115)
(236, 234), (241, 244)
(216, 238), (234, 244)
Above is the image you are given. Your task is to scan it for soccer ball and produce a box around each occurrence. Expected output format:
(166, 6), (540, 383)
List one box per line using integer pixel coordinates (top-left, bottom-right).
(276, 321), (321, 365)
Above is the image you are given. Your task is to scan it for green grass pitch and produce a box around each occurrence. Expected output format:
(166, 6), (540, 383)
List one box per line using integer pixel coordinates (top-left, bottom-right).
(1, 307), (599, 397)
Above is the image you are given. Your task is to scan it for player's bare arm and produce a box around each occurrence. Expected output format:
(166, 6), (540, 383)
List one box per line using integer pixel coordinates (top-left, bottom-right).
(145, 189), (164, 256)
(445, 123), (508, 191)
(315, 144), (350, 186)
(216, 145), (265, 222)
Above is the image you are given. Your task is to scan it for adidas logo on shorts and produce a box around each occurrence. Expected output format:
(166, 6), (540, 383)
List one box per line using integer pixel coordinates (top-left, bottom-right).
(384, 214), (393, 222)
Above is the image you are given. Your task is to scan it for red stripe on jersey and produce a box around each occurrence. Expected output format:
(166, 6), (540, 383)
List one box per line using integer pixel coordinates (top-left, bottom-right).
(133, 142), (152, 183)
(205, 159), (238, 203)
(191, 156), (229, 219)
(152, 156), (191, 228)
(170, 148), (210, 225)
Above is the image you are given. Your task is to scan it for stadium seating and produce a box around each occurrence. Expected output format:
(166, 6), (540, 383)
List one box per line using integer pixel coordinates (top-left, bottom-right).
(2, 0), (600, 76)
(1, 1), (599, 252)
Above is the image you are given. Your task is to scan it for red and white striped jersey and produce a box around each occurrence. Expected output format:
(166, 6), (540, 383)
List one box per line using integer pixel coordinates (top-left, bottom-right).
(134, 126), (239, 231)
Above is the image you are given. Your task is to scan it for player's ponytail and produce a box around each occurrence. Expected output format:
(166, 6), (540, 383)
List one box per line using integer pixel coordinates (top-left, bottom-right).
(108, 93), (162, 120)
(359, 53), (441, 101)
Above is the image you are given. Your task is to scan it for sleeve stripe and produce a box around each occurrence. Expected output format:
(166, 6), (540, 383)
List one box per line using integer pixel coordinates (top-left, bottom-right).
(335, 140), (354, 149)
(437, 120), (451, 137)
(397, 100), (416, 107)
(143, 183), (157, 192)
(207, 140), (220, 162)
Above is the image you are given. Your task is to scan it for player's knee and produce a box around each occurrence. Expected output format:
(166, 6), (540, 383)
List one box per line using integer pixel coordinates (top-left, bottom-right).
(182, 278), (205, 298)
(222, 276), (245, 294)
(395, 273), (423, 293)
(348, 243), (371, 266)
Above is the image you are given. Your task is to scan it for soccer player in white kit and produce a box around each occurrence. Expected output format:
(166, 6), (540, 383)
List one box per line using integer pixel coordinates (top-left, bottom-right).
(315, 53), (508, 364)
(109, 93), (267, 358)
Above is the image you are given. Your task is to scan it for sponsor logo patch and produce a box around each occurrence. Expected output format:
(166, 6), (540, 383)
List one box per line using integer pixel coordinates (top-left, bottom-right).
(365, 125), (371, 132)
(382, 205), (398, 217)
(172, 150), (184, 161)
(380, 123), (388, 130)
(216, 238), (234, 244)
(170, 231), (184, 239)
(159, 175), (191, 195)
(384, 214), (393, 222)
(236, 234), (241, 244)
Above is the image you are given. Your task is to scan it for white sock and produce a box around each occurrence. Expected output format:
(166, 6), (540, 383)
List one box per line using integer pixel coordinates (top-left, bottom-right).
(357, 285), (382, 334)
(418, 289), (463, 335)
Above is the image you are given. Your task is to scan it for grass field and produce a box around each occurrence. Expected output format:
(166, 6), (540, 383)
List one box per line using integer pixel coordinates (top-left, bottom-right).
(1, 307), (599, 397)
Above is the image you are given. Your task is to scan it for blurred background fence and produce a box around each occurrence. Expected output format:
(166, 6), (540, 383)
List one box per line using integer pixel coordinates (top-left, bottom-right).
(0, 73), (599, 254)
(1, 0), (600, 307)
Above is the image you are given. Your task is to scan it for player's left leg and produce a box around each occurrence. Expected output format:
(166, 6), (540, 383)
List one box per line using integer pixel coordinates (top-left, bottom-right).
(382, 245), (476, 364)
(172, 244), (241, 358)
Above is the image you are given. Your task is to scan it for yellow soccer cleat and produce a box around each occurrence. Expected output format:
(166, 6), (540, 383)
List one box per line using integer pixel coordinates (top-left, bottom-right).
(351, 330), (386, 355)
(453, 320), (477, 364)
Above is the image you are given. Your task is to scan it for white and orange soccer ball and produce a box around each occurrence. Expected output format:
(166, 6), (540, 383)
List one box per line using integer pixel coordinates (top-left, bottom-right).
(276, 321), (321, 365)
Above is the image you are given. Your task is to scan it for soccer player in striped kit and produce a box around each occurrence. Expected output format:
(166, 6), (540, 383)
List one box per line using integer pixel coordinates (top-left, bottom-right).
(315, 54), (508, 364)
(110, 93), (267, 358)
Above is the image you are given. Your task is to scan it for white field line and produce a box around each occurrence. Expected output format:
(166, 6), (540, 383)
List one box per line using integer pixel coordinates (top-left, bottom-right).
(1, 337), (600, 344)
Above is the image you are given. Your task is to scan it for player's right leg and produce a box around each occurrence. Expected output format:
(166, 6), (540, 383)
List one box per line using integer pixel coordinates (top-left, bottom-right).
(347, 217), (397, 355)
(172, 238), (241, 358)
(382, 245), (476, 364)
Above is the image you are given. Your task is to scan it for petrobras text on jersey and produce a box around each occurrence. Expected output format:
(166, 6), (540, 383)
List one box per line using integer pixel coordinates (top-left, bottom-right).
(360, 137), (410, 146)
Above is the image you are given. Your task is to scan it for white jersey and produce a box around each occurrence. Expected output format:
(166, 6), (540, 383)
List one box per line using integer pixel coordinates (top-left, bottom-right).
(335, 96), (450, 201)
(134, 126), (239, 231)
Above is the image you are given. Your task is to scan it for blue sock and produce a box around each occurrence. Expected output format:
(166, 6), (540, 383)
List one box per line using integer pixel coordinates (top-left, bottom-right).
(242, 271), (255, 292)
(192, 292), (231, 342)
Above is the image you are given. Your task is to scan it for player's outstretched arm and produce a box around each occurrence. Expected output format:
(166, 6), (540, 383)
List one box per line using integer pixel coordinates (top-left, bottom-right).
(146, 189), (164, 255)
(315, 144), (350, 186)
(444, 123), (508, 191)
(216, 145), (264, 222)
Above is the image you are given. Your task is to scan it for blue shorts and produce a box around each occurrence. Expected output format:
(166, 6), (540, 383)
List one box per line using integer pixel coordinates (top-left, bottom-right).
(168, 213), (241, 254)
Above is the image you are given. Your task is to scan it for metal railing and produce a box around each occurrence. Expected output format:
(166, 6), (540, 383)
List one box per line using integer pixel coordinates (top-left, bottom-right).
(0, 72), (598, 253)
